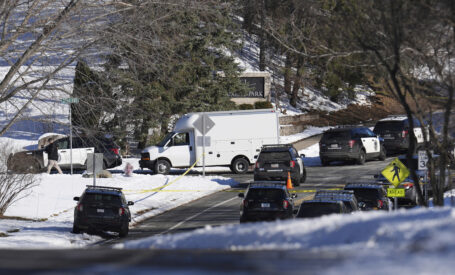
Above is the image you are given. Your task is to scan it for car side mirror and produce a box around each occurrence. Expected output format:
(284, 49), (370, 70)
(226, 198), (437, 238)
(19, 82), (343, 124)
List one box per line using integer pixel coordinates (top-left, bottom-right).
(73, 197), (79, 201)
(358, 202), (366, 209)
(128, 201), (134, 206)
(238, 193), (244, 198)
(300, 154), (305, 158)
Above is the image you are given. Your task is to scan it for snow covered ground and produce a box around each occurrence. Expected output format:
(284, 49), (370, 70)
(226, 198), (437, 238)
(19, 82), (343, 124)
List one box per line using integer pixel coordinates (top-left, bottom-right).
(0, 161), (236, 248)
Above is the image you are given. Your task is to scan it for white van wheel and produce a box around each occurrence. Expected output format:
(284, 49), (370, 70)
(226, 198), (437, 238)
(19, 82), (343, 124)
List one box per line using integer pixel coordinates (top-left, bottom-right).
(231, 158), (249, 174)
(154, 159), (171, 175)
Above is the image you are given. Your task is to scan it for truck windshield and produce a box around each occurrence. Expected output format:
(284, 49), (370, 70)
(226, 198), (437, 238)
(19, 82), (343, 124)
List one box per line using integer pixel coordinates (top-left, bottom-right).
(156, 132), (175, 147)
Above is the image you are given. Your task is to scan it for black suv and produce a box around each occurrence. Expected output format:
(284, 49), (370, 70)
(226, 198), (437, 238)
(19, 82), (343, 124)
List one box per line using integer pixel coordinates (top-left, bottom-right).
(72, 185), (134, 237)
(319, 126), (386, 166)
(344, 182), (390, 211)
(373, 116), (426, 153)
(314, 190), (360, 212)
(254, 144), (306, 186)
(238, 182), (297, 223)
(295, 199), (350, 218)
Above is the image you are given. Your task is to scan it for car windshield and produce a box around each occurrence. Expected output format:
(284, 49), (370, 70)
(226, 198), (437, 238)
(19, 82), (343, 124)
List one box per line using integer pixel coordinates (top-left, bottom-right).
(374, 121), (404, 132)
(156, 132), (175, 147)
(345, 188), (380, 203)
(322, 131), (350, 140)
(258, 152), (290, 162)
(247, 189), (285, 200)
(297, 203), (341, 218)
(83, 193), (121, 204)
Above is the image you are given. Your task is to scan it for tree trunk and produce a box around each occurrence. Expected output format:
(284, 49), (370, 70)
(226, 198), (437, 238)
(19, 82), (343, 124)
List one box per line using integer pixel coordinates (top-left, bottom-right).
(290, 57), (303, 108)
(259, 0), (266, 71)
(284, 53), (292, 96)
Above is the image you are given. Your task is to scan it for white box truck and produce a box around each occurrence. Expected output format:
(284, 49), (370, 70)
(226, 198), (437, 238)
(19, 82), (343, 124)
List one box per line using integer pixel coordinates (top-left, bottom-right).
(139, 109), (280, 174)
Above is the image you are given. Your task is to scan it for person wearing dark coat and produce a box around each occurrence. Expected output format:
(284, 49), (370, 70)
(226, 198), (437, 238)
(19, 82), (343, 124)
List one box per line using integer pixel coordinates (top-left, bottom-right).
(46, 138), (63, 174)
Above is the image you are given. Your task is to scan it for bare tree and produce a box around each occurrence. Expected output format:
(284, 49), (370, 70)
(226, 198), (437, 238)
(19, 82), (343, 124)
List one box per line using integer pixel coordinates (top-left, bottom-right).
(0, 0), (127, 137)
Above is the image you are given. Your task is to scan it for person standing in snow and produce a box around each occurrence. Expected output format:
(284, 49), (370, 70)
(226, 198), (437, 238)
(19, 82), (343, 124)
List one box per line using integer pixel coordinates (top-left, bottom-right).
(46, 138), (63, 174)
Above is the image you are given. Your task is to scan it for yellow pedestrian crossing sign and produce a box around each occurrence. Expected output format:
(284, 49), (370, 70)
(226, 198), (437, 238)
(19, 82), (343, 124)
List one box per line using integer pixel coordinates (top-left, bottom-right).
(381, 158), (410, 187)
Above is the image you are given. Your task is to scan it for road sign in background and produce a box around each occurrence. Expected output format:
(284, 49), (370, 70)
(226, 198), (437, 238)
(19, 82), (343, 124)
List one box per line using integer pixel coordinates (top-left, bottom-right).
(381, 158), (410, 187)
(61, 97), (79, 104)
(193, 114), (215, 135)
(87, 153), (103, 175)
(418, 150), (429, 170)
(387, 188), (405, 198)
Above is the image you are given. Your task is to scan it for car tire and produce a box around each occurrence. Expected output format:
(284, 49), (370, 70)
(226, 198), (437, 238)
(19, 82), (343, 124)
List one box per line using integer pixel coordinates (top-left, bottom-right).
(72, 224), (81, 234)
(378, 146), (386, 161)
(357, 150), (366, 165)
(119, 222), (129, 237)
(292, 175), (300, 187)
(321, 158), (330, 166)
(154, 159), (171, 175)
(231, 158), (249, 174)
(300, 168), (306, 183)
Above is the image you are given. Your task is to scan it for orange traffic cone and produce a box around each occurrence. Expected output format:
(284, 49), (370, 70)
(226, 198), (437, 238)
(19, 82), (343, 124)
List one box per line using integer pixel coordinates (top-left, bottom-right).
(286, 171), (293, 189)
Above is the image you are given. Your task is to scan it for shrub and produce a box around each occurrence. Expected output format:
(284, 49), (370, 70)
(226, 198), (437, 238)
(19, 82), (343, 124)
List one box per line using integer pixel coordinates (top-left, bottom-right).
(254, 101), (273, 109)
(238, 104), (254, 110)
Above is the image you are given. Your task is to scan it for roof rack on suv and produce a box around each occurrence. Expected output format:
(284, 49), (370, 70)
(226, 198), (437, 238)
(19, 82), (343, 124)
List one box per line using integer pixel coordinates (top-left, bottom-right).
(345, 182), (383, 188)
(261, 144), (292, 148)
(85, 185), (123, 191)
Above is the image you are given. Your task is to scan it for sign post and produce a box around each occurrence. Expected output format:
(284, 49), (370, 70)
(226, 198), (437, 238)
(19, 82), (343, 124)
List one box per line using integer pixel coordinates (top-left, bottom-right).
(192, 114), (215, 177)
(61, 97), (79, 175)
(418, 150), (429, 203)
(381, 158), (410, 210)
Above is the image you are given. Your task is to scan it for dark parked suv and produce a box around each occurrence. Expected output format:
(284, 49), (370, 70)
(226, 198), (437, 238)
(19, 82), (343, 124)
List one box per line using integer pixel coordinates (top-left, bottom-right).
(254, 144), (306, 186)
(314, 190), (360, 212)
(295, 199), (350, 218)
(238, 182), (297, 223)
(73, 185), (134, 237)
(373, 115), (426, 153)
(319, 126), (386, 166)
(344, 182), (390, 211)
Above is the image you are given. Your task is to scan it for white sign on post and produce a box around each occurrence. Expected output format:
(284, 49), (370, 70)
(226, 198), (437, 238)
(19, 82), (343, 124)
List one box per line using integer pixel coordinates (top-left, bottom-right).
(418, 150), (429, 170)
(192, 114), (215, 177)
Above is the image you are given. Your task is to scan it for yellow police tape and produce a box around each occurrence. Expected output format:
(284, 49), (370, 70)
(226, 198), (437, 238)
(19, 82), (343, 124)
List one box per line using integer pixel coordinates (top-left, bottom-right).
(124, 154), (205, 194)
(224, 188), (343, 193)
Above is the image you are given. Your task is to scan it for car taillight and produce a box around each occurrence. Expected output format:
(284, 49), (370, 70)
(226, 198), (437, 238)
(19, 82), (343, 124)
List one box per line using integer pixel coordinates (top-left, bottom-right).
(255, 162), (260, 169)
(283, 200), (289, 209)
(348, 140), (356, 148)
(402, 130), (408, 138)
(119, 207), (125, 216)
(77, 204), (83, 212)
(290, 160), (295, 168)
(377, 199), (384, 208)
(243, 200), (248, 208)
(110, 148), (120, 155)
(403, 183), (414, 189)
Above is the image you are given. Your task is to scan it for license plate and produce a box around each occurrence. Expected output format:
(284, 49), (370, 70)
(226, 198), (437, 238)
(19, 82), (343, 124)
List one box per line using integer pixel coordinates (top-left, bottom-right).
(383, 134), (394, 139)
(261, 203), (270, 208)
(97, 209), (104, 213)
(271, 164), (279, 168)
(330, 144), (339, 148)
